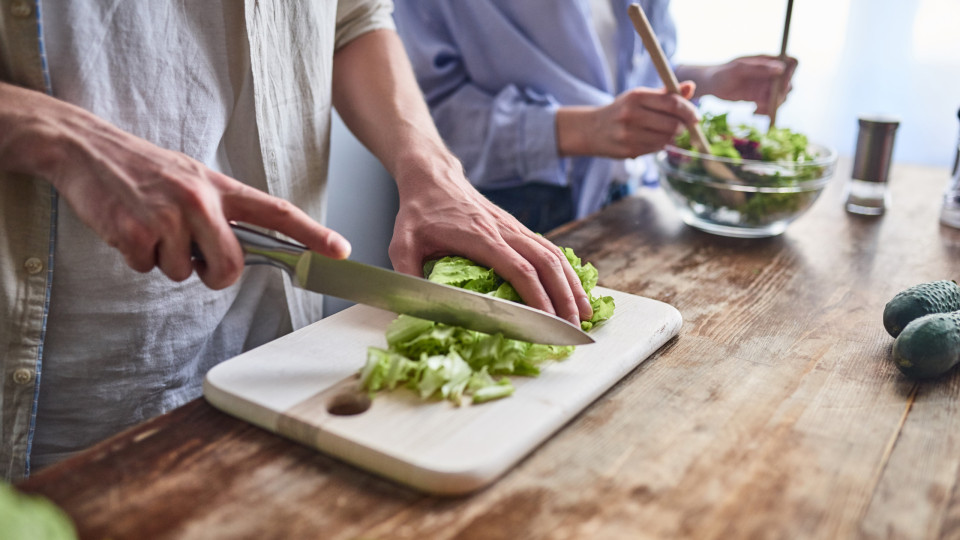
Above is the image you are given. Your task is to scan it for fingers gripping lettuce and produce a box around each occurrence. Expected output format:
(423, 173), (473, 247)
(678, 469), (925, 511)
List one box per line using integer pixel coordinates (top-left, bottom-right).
(359, 249), (615, 405)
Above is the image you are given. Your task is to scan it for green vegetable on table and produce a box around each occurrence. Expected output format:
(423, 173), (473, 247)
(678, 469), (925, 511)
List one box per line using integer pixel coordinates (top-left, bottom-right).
(0, 482), (77, 540)
(893, 312), (960, 380)
(883, 280), (960, 338)
(359, 248), (615, 405)
(883, 280), (960, 380)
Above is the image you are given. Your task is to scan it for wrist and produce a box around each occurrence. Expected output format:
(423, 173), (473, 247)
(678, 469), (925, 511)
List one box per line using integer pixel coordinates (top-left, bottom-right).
(675, 65), (714, 98)
(556, 106), (594, 157)
(391, 138), (466, 195)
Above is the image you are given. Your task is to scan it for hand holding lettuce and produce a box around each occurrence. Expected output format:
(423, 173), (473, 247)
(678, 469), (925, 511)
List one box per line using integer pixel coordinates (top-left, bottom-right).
(359, 248), (614, 405)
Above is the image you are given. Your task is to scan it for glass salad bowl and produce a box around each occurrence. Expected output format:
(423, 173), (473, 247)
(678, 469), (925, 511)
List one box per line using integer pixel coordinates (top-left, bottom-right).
(655, 142), (838, 238)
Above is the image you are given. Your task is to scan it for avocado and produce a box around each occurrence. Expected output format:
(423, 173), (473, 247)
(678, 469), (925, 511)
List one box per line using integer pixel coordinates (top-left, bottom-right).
(892, 311), (960, 379)
(882, 280), (960, 337)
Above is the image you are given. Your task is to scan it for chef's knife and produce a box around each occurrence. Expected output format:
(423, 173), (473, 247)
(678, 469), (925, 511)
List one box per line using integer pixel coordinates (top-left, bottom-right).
(193, 223), (594, 346)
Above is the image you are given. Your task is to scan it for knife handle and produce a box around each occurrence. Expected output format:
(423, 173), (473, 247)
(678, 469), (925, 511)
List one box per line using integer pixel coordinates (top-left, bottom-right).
(190, 223), (307, 275)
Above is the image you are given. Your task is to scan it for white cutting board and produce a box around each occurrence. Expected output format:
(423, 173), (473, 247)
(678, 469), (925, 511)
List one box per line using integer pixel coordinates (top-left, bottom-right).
(203, 287), (681, 495)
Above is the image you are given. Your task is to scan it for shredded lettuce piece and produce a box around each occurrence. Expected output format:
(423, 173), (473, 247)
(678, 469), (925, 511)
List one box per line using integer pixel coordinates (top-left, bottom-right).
(360, 347), (419, 392)
(358, 248), (615, 405)
(471, 379), (515, 403)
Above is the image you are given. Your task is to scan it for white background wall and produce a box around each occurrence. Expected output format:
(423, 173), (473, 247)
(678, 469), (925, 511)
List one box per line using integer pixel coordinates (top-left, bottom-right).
(671, 0), (960, 168)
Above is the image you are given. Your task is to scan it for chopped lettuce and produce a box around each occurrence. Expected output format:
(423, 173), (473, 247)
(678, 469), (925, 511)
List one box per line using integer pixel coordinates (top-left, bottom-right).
(0, 482), (77, 540)
(359, 249), (615, 405)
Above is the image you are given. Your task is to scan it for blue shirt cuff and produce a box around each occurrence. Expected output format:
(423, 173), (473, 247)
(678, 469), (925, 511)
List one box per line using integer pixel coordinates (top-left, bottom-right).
(518, 90), (566, 186)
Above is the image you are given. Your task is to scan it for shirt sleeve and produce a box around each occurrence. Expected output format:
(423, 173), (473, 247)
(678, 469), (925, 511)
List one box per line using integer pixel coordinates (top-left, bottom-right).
(335, 0), (396, 51)
(393, 3), (566, 190)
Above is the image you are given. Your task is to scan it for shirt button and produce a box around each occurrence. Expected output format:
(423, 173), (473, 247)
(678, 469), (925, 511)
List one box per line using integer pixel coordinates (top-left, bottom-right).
(10, 0), (32, 18)
(12, 368), (34, 386)
(24, 257), (44, 275)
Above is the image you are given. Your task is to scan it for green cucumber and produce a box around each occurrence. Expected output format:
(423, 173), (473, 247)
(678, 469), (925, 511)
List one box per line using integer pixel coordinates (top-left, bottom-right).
(892, 311), (960, 379)
(883, 280), (960, 338)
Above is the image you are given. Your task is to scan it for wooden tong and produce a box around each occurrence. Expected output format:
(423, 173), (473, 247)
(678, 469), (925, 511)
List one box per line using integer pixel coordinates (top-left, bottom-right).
(767, 0), (795, 129)
(627, 3), (739, 184)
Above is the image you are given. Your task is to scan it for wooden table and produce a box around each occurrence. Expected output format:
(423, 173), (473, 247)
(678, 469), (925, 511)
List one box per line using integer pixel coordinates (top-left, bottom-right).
(19, 159), (960, 539)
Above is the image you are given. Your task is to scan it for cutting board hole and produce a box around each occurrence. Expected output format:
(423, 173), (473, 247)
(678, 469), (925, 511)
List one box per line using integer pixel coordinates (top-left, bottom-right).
(326, 391), (371, 416)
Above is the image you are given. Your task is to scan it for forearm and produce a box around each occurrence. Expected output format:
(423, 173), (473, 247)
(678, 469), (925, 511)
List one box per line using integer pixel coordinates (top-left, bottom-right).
(0, 82), (73, 181)
(676, 57), (796, 109)
(673, 65), (715, 99)
(331, 29), (460, 192)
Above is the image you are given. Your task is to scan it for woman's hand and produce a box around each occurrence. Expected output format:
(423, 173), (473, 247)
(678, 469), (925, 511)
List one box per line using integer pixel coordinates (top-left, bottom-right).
(556, 82), (698, 159)
(678, 55), (799, 115)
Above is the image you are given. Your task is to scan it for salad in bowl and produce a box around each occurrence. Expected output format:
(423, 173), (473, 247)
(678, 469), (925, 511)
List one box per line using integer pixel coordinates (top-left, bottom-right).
(656, 113), (838, 238)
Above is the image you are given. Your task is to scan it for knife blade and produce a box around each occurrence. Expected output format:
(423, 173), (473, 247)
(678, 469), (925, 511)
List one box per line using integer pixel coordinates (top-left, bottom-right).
(194, 223), (594, 346)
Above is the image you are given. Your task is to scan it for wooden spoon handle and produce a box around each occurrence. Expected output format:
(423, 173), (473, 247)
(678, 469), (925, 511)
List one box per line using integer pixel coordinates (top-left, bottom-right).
(768, 0), (795, 128)
(627, 3), (711, 154)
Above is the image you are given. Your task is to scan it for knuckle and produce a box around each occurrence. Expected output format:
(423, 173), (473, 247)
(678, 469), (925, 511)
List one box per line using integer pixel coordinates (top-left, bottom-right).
(512, 258), (538, 280)
(166, 264), (193, 282)
(613, 125), (631, 145)
(128, 259), (153, 274)
(124, 246), (155, 273)
(121, 220), (154, 251)
(388, 231), (416, 260)
(669, 98), (685, 117)
(266, 197), (297, 218)
(541, 252), (566, 274)
(152, 206), (183, 233)
(176, 185), (208, 214)
(219, 253), (245, 282)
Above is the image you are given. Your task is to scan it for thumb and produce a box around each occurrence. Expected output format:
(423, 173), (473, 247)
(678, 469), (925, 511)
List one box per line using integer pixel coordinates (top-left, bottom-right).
(678, 80), (696, 100)
(388, 234), (427, 277)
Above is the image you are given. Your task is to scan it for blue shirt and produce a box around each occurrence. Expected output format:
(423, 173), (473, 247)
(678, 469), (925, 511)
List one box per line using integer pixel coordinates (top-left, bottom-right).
(394, 0), (677, 219)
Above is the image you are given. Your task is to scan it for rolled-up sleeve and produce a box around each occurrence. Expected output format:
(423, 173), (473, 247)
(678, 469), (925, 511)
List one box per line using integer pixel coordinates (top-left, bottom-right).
(394, 2), (566, 190)
(430, 84), (565, 189)
(335, 0), (395, 51)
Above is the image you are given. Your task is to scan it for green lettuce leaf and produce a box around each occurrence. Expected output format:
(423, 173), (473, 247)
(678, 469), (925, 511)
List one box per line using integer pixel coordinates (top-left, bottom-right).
(359, 248), (615, 405)
(0, 482), (77, 540)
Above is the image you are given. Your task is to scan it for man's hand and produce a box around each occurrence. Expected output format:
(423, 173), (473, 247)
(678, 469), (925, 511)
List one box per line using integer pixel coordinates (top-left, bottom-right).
(0, 83), (351, 289)
(331, 29), (591, 325)
(678, 55), (799, 115)
(556, 82), (698, 159)
(388, 150), (593, 326)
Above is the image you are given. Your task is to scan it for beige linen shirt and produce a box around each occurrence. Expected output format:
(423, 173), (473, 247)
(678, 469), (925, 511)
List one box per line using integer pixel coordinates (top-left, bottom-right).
(0, 0), (394, 480)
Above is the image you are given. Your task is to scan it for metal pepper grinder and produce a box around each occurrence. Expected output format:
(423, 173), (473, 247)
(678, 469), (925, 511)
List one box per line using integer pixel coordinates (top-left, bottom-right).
(844, 116), (900, 215)
(940, 108), (960, 228)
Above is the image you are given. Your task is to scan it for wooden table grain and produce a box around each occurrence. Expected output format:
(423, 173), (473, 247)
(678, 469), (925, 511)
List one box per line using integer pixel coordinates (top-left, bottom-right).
(18, 159), (960, 540)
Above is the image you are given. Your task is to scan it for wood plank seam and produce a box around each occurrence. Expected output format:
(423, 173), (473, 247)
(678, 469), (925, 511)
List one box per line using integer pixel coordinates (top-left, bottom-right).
(858, 383), (919, 531)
